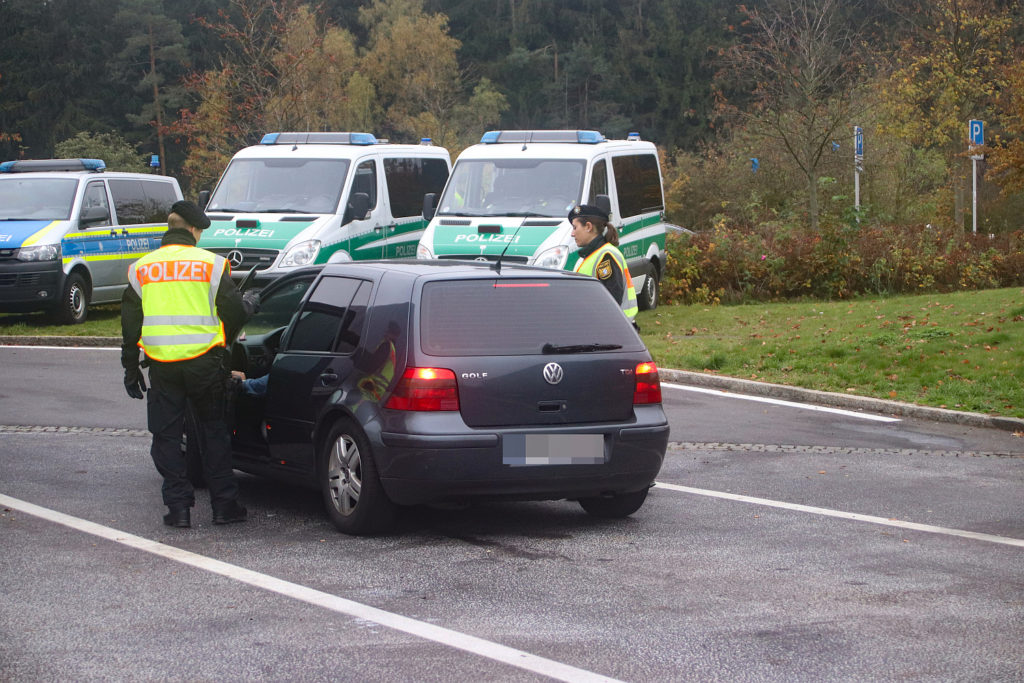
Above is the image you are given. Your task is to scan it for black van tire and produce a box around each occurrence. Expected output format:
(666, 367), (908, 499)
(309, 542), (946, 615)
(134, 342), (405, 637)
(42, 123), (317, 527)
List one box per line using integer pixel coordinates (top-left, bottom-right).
(53, 271), (89, 324)
(579, 487), (649, 518)
(637, 268), (659, 311)
(183, 402), (207, 489)
(319, 419), (396, 535)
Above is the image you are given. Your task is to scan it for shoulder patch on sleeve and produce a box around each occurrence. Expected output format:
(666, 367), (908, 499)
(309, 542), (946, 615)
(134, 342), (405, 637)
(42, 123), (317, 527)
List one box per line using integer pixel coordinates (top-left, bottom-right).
(596, 255), (614, 281)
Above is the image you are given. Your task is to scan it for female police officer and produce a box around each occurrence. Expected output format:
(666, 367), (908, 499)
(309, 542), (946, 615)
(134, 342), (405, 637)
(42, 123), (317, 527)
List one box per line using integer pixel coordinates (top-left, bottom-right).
(569, 204), (638, 325)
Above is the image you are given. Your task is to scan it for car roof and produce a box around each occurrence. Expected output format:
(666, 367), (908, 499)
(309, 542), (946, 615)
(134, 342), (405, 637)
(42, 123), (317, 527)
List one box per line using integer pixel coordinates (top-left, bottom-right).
(231, 142), (450, 161)
(0, 170), (178, 181)
(455, 138), (658, 162)
(317, 259), (590, 281)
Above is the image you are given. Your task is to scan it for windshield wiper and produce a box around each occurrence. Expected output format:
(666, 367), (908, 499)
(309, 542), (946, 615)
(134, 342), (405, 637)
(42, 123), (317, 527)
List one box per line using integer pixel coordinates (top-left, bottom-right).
(255, 208), (314, 214)
(542, 343), (623, 354)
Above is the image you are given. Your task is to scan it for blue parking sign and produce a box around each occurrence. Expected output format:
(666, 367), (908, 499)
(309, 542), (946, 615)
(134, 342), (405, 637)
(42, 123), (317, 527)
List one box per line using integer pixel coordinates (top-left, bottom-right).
(969, 120), (984, 146)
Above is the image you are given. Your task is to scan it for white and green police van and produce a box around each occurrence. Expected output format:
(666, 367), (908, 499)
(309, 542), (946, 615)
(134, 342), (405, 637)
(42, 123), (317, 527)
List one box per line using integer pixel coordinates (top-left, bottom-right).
(198, 132), (450, 276)
(416, 130), (668, 309)
(0, 158), (183, 324)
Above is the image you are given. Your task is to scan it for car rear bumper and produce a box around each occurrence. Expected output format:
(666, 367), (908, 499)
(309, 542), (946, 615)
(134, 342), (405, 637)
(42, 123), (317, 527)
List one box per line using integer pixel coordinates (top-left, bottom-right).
(374, 410), (669, 505)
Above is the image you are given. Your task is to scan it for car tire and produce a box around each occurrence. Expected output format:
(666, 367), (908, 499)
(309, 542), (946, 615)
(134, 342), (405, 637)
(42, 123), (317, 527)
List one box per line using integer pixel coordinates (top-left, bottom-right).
(578, 487), (649, 518)
(319, 419), (397, 535)
(637, 268), (658, 311)
(53, 271), (89, 324)
(183, 402), (207, 489)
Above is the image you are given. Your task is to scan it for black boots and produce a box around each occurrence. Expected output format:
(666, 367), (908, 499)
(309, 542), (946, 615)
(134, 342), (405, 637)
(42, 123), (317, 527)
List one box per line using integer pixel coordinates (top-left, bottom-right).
(212, 501), (247, 525)
(163, 507), (191, 528)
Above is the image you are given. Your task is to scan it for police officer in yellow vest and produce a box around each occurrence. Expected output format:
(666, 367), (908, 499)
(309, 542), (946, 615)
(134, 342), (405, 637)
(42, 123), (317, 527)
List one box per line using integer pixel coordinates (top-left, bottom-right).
(121, 200), (257, 528)
(569, 204), (639, 324)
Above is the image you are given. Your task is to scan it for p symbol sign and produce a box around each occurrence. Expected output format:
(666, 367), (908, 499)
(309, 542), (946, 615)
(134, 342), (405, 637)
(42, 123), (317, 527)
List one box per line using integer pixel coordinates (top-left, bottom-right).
(969, 120), (984, 146)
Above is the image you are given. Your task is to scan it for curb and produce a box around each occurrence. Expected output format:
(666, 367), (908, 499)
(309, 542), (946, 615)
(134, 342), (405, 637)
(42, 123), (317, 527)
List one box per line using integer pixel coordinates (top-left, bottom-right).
(4, 336), (1023, 433)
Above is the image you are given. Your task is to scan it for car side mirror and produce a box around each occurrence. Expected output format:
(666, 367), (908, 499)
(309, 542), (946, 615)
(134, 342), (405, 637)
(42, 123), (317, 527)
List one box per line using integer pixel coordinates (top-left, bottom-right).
(80, 205), (109, 227)
(594, 194), (612, 218)
(343, 192), (370, 225)
(423, 192), (436, 221)
(198, 190), (211, 209)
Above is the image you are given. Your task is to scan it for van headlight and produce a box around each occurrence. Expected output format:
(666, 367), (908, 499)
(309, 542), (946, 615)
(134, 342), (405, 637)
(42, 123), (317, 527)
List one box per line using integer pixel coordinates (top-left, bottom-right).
(281, 240), (320, 267)
(18, 244), (60, 262)
(533, 245), (568, 270)
(416, 242), (434, 259)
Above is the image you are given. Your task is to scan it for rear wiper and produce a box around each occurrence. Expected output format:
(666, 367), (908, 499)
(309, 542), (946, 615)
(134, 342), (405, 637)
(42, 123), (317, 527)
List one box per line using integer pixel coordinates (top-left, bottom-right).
(542, 343), (623, 354)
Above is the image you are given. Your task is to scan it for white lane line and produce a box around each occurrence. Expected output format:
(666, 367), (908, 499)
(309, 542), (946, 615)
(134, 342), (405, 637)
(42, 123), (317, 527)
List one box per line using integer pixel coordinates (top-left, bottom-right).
(653, 482), (1024, 548)
(0, 493), (622, 683)
(0, 345), (120, 351)
(663, 382), (901, 423)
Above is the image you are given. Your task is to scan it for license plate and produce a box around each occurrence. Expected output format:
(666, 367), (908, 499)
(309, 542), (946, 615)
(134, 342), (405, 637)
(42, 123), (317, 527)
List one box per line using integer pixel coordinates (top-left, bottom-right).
(502, 434), (605, 466)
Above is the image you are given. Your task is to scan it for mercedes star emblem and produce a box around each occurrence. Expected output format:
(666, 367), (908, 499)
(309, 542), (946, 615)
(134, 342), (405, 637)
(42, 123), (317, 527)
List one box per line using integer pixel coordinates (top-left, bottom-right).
(226, 249), (244, 268)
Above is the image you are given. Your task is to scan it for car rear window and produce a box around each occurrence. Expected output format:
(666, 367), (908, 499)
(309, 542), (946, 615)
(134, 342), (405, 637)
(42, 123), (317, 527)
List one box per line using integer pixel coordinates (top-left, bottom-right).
(420, 278), (643, 356)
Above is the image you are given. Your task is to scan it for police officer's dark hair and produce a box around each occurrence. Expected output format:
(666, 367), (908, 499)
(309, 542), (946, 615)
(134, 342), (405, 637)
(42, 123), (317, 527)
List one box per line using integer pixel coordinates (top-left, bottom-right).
(592, 218), (620, 247)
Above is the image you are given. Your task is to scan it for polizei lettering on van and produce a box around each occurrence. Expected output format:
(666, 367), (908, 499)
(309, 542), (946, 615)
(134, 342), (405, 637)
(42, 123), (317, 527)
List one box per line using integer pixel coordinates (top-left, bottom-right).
(453, 233), (521, 243)
(211, 227), (276, 238)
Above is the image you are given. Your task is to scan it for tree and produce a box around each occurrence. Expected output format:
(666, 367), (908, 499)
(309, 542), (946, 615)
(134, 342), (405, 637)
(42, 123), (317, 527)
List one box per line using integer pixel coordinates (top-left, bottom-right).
(54, 131), (148, 172)
(719, 0), (870, 230)
(113, 0), (190, 176)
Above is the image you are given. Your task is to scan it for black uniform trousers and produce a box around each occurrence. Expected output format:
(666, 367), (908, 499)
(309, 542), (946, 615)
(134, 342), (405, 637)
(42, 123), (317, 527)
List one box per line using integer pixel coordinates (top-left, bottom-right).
(146, 349), (239, 511)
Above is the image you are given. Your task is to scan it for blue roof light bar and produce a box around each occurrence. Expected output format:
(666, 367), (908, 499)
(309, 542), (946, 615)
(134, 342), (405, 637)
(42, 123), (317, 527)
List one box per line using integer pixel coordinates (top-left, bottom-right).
(260, 132), (378, 146)
(480, 130), (607, 145)
(0, 158), (106, 173)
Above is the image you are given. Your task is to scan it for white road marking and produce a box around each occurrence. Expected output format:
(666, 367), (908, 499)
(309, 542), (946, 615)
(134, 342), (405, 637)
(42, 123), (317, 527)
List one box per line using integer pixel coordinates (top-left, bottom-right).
(0, 344), (120, 351)
(662, 382), (902, 422)
(653, 482), (1024, 548)
(0, 493), (622, 683)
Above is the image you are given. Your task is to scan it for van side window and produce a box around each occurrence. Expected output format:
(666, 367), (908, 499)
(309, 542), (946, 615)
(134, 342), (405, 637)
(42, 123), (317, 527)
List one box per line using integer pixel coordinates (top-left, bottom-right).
(141, 180), (179, 223)
(383, 157), (450, 218)
(611, 154), (663, 218)
(108, 179), (148, 225)
(352, 160), (378, 211)
(82, 181), (111, 225)
(287, 276), (365, 353)
(587, 159), (609, 205)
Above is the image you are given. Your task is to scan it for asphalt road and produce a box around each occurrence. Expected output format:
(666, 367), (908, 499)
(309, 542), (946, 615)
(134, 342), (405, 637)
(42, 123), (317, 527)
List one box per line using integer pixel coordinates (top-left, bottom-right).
(1, 346), (1022, 681)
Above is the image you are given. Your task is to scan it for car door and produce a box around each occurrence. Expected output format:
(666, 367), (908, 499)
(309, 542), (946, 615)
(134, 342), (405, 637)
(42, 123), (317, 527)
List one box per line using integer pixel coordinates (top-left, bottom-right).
(64, 180), (121, 293)
(264, 275), (372, 479)
(383, 156), (450, 259)
(344, 158), (387, 261)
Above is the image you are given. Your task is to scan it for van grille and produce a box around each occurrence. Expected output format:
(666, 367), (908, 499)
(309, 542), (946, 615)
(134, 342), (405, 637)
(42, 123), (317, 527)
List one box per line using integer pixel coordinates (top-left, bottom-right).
(437, 254), (529, 264)
(208, 248), (278, 271)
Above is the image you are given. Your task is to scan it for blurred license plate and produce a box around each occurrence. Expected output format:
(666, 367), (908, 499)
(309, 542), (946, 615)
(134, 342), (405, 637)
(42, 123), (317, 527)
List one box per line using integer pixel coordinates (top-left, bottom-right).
(502, 434), (605, 466)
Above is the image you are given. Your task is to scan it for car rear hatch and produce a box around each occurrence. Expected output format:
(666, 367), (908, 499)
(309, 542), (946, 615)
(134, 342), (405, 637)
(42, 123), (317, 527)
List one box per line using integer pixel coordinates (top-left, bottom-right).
(416, 275), (648, 428)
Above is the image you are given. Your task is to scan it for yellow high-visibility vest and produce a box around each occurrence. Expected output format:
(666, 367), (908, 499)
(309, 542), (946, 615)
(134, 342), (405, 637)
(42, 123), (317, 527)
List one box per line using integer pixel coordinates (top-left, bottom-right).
(574, 242), (639, 320)
(128, 244), (228, 361)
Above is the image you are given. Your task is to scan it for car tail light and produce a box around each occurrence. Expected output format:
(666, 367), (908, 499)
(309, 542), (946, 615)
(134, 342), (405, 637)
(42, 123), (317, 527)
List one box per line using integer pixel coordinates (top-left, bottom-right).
(385, 367), (459, 411)
(633, 362), (662, 404)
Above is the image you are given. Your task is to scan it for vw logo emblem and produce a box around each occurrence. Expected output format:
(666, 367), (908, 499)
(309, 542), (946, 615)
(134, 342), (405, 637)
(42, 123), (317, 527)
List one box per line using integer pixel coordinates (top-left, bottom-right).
(226, 249), (244, 268)
(543, 362), (564, 385)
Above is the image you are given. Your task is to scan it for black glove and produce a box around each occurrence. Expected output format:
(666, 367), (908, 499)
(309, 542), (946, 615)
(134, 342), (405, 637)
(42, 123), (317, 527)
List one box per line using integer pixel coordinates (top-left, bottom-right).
(242, 290), (261, 315)
(124, 366), (147, 400)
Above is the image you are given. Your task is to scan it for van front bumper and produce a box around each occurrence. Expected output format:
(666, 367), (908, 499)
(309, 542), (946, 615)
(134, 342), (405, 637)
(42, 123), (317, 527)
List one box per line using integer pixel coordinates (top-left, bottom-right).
(0, 261), (62, 312)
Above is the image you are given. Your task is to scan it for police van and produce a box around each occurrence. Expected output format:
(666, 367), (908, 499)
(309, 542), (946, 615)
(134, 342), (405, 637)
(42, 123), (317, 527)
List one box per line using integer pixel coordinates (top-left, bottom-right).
(0, 158), (183, 324)
(415, 130), (669, 309)
(198, 132), (451, 276)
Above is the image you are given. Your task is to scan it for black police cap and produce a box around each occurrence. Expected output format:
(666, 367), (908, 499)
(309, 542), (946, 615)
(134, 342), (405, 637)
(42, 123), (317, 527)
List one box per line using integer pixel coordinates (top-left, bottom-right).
(568, 204), (609, 223)
(170, 200), (211, 231)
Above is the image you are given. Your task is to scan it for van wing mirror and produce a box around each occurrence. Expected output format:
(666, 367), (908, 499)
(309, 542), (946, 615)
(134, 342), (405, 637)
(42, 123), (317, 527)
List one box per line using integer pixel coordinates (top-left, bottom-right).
(80, 205), (109, 227)
(423, 192), (437, 221)
(343, 192), (370, 225)
(594, 194), (612, 218)
(198, 190), (211, 209)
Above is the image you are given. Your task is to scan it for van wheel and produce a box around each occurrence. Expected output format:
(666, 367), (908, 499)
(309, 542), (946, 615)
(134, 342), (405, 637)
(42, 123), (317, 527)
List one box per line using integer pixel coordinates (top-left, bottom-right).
(319, 419), (396, 535)
(579, 488), (649, 518)
(183, 402), (207, 489)
(637, 269), (659, 311)
(53, 272), (89, 324)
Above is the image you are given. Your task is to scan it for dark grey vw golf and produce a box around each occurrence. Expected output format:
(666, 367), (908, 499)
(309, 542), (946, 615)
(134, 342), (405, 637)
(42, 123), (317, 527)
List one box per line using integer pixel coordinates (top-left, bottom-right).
(212, 260), (669, 534)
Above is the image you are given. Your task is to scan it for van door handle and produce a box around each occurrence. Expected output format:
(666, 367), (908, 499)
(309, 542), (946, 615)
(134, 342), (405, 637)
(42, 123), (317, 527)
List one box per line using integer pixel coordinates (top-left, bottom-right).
(373, 225), (383, 232)
(319, 371), (339, 385)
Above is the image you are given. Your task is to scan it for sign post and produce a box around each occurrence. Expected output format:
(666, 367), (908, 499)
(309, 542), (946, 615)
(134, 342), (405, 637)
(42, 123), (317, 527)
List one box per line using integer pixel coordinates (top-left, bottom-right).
(969, 119), (984, 234)
(853, 126), (864, 214)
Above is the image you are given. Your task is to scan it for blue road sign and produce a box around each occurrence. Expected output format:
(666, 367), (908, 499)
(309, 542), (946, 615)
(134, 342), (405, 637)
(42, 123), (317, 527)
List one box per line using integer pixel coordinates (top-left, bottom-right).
(750, 157), (759, 173)
(969, 120), (984, 146)
(854, 127), (863, 157)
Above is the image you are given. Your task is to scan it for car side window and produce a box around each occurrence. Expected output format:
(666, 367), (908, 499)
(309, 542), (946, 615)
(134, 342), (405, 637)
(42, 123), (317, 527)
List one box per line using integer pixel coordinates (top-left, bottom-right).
(383, 157), (449, 218)
(611, 154), (663, 218)
(352, 160), (378, 211)
(140, 180), (179, 223)
(82, 181), (111, 226)
(108, 179), (147, 225)
(286, 276), (366, 354)
(587, 159), (608, 206)
(243, 276), (315, 337)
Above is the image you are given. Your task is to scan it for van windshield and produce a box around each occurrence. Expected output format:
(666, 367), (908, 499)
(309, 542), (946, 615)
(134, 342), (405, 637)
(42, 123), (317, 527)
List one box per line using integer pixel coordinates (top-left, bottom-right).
(437, 159), (585, 218)
(0, 178), (78, 220)
(208, 158), (350, 214)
